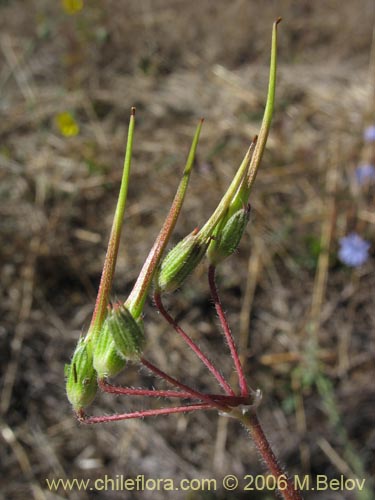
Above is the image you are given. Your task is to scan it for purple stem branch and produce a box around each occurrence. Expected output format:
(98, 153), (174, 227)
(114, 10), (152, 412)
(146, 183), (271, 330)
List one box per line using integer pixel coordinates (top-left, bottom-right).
(140, 357), (234, 411)
(153, 292), (235, 396)
(78, 403), (214, 424)
(99, 378), (249, 406)
(208, 264), (249, 396)
(236, 409), (303, 500)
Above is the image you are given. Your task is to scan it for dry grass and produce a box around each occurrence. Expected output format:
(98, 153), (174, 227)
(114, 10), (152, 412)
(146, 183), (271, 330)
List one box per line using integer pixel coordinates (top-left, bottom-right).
(1, 1), (374, 499)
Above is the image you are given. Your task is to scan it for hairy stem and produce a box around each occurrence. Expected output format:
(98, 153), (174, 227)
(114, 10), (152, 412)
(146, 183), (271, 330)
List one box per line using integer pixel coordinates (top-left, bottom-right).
(153, 293), (235, 396)
(78, 403), (215, 424)
(99, 379), (249, 406)
(233, 409), (303, 500)
(140, 357), (234, 411)
(208, 265), (249, 396)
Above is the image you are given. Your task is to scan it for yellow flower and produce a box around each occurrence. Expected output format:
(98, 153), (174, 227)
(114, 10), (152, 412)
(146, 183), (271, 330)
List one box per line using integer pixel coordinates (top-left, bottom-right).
(62, 0), (84, 15)
(55, 112), (80, 137)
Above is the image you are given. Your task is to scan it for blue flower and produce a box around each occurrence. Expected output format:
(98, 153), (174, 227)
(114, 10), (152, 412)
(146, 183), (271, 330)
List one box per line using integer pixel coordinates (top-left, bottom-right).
(338, 233), (371, 267)
(364, 125), (375, 142)
(355, 163), (375, 185)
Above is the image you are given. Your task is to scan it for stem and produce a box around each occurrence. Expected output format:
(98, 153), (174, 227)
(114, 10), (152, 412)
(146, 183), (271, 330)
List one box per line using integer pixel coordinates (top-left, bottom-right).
(208, 265), (249, 396)
(100, 378), (249, 406)
(153, 293), (235, 396)
(99, 378), (193, 399)
(234, 409), (303, 500)
(140, 358), (234, 411)
(78, 403), (215, 424)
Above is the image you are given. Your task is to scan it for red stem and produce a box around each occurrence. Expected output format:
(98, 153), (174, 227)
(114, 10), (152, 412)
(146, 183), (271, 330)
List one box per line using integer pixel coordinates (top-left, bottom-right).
(238, 410), (303, 500)
(154, 292), (235, 396)
(208, 265), (249, 396)
(140, 357), (232, 411)
(99, 378), (249, 406)
(78, 403), (214, 424)
(99, 379), (192, 399)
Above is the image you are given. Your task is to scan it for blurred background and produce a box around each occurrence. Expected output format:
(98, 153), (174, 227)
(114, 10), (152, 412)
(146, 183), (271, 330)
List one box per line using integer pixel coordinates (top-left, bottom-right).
(1, 1), (374, 499)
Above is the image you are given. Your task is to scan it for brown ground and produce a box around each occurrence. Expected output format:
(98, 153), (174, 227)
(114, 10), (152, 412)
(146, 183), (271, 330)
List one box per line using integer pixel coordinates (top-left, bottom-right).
(1, 1), (374, 499)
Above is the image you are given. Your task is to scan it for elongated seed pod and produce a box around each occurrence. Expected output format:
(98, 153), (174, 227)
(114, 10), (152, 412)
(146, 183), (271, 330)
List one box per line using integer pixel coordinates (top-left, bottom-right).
(65, 338), (98, 411)
(125, 119), (204, 318)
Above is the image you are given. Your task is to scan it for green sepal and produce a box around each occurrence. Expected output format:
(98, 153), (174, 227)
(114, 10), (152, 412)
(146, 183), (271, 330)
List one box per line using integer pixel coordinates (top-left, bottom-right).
(93, 321), (126, 379)
(65, 338), (98, 412)
(207, 205), (251, 265)
(155, 230), (209, 293)
(107, 305), (145, 360)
